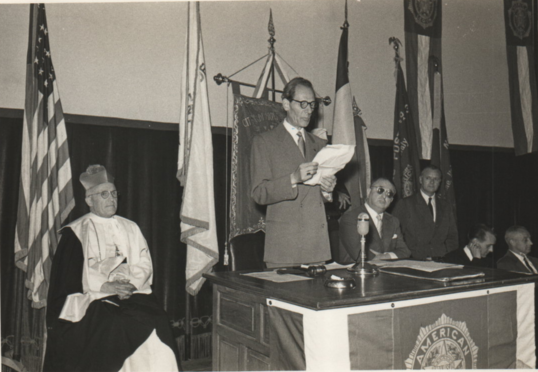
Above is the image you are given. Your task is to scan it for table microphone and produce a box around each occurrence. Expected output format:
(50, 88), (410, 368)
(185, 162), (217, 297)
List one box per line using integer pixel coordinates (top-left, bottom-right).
(357, 212), (369, 236)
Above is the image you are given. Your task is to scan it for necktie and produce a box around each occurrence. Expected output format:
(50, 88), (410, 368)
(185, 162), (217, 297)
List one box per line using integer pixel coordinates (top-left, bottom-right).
(523, 255), (538, 274)
(296, 131), (305, 157)
(428, 197), (434, 220)
(376, 214), (383, 238)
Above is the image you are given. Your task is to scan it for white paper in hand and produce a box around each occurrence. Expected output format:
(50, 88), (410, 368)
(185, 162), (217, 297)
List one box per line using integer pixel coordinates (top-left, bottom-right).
(304, 144), (355, 185)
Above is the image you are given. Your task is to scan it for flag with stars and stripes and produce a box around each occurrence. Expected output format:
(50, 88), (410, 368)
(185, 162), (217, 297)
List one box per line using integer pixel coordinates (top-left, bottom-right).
(14, 3), (75, 309)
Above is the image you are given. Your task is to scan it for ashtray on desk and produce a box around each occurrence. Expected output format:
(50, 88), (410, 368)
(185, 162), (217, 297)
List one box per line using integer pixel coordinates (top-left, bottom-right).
(324, 275), (356, 289)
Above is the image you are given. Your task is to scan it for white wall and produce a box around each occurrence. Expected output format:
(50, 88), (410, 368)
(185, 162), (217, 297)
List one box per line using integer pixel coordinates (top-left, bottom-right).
(0, 0), (513, 148)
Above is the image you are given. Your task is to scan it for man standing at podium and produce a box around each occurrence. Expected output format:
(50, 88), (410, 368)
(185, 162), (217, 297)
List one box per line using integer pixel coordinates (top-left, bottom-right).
(338, 178), (411, 263)
(251, 77), (336, 268)
(392, 165), (458, 260)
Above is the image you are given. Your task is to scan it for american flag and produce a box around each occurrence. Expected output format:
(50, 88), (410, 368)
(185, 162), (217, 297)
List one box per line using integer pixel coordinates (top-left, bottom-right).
(14, 4), (75, 309)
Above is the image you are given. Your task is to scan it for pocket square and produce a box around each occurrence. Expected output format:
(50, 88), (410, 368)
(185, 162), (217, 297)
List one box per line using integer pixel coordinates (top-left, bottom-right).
(392, 234), (398, 239)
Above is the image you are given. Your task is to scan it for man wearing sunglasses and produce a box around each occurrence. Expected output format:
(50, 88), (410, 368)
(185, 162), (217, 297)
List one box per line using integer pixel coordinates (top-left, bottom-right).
(251, 77), (336, 268)
(392, 165), (458, 260)
(337, 178), (411, 263)
(44, 165), (179, 372)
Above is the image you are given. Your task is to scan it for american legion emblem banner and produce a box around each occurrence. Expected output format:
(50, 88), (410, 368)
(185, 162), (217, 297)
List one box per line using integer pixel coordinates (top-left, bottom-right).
(229, 94), (286, 241)
(267, 284), (535, 370)
(504, 0), (538, 155)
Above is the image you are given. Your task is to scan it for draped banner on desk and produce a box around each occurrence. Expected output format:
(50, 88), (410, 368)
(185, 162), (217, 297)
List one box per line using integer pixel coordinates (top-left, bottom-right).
(404, 0), (442, 160)
(228, 95), (286, 241)
(268, 286), (534, 370)
(504, 0), (538, 155)
(348, 293), (516, 369)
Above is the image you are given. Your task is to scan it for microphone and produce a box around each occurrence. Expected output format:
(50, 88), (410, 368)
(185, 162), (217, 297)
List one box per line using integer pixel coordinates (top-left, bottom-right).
(357, 212), (370, 236)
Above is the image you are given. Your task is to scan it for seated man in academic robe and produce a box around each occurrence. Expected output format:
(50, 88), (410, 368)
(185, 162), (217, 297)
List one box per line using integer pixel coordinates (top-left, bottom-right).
(44, 165), (180, 372)
(442, 224), (496, 268)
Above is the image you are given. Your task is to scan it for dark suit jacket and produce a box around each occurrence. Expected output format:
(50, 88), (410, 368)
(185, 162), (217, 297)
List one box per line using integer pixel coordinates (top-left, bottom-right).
(497, 250), (538, 274)
(338, 204), (411, 264)
(250, 123), (330, 265)
(392, 193), (458, 259)
(442, 246), (495, 268)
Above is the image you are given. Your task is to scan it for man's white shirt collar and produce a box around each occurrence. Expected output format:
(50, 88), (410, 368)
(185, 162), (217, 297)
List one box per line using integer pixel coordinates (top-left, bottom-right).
(420, 189), (436, 221)
(463, 245), (474, 261)
(510, 249), (536, 267)
(283, 119), (305, 145)
(365, 203), (383, 221)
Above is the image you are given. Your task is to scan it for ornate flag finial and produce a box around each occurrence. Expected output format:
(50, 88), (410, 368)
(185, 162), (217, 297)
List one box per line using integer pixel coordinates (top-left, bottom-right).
(268, 9), (276, 51)
(389, 36), (403, 64)
(342, 0), (349, 29)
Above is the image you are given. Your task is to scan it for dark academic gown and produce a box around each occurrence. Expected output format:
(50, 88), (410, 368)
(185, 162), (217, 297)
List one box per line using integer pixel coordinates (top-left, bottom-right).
(43, 228), (180, 372)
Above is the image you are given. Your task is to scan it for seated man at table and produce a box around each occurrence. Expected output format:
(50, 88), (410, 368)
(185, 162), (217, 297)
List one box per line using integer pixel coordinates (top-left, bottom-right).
(497, 225), (538, 274)
(337, 178), (411, 264)
(442, 224), (496, 268)
(44, 165), (180, 372)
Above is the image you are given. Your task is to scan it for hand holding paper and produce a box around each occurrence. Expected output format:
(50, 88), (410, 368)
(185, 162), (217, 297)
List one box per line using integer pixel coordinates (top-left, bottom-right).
(304, 144), (355, 186)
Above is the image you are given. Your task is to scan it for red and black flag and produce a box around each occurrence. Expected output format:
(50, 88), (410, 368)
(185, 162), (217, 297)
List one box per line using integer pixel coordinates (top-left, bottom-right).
(391, 39), (421, 199)
(15, 4), (75, 308)
(504, 0), (538, 155)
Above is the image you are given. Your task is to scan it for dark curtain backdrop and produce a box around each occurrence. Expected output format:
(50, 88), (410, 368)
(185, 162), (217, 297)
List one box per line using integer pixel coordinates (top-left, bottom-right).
(1, 116), (224, 365)
(3, 113), (538, 366)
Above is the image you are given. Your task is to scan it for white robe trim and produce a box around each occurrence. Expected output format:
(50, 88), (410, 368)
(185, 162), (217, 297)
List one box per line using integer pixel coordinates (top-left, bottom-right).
(59, 213), (153, 322)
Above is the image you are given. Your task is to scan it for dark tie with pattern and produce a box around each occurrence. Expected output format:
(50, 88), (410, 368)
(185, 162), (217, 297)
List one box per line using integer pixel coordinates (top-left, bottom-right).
(523, 255), (538, 274)
(297, 131), (305, 157)
(428, 197), (434, 219)
(376, 214), (383, 238)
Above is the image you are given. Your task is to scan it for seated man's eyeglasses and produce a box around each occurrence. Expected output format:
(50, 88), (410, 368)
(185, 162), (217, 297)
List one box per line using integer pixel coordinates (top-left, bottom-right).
(291, 99), (317, 110)
(87, 190), (119, 199)
(371, 186), (395, 199)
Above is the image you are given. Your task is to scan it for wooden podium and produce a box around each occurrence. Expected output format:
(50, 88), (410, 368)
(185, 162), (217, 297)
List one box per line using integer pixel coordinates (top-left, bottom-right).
(204, 266), (537, 370)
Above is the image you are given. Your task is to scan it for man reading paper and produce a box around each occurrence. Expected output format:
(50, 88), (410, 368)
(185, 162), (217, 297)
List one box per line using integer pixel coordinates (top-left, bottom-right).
(251, 77), (336, 268)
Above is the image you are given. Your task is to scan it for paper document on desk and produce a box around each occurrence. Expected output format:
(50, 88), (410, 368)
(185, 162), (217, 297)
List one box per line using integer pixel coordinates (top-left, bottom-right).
(304, 144), (355, 185)
(242, 271), (313, 282)
(371, 259), (463, 272)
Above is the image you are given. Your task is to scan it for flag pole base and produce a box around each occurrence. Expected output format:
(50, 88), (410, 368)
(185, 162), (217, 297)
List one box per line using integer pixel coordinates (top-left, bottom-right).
(347, 262), (379, 276)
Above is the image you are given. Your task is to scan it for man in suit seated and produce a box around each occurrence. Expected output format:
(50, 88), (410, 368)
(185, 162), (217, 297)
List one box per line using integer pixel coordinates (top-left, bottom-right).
(338, 178), (411, 263)
(392, 165), (458, 260)
(443, 224), (496, 268)
(497, 225), (538, 274)
(44, 165), (180, 372)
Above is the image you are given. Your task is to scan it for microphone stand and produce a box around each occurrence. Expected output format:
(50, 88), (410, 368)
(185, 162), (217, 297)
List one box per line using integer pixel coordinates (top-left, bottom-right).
(347, 233), (379, 276)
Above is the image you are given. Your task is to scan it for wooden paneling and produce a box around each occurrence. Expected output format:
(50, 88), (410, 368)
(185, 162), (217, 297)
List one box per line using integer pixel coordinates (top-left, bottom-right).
(220, 296), (255, 336)
(217, 337), (240, 371)
(213, 284), (270, 371)
(245, 348), (271, 371)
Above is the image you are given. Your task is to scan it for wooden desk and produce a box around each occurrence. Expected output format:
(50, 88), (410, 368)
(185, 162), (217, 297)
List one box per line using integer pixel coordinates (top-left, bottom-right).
(205, 267), (537, 370)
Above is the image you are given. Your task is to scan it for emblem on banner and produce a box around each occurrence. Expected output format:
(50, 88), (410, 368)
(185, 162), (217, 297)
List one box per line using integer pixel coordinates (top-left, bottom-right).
(408, 0), (438, 29)
(405, 314), (478, 369)
(508, 0), (532, 40)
